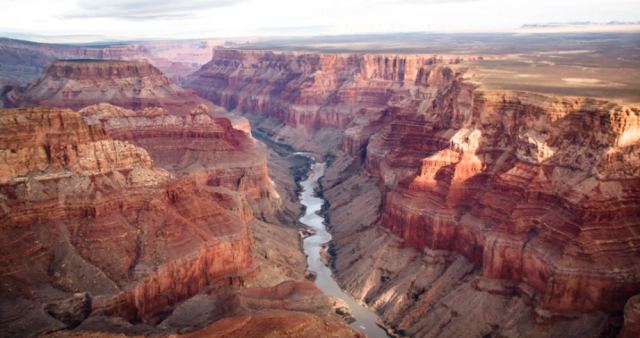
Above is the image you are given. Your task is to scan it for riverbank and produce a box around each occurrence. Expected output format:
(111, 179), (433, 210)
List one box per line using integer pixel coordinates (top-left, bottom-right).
(250, 118), (396, 337)
(297, 158), (389, 338)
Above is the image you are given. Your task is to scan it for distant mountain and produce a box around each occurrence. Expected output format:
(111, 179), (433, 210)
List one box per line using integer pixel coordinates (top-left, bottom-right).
(0, 37), (221, 88)
(522, 21), (640, 28)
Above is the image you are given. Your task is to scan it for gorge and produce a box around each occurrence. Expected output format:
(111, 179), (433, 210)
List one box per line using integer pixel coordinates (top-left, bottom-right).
(185, 47), (640, 337)
(0, 31), (639, 338)
(297, 156), (388, 337)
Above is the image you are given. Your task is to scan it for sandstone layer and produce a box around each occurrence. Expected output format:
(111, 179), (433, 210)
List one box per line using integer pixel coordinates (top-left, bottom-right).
(0, 107), (252, 335)
(188, 48), (640, 336)
(77, 103), (276, 213)
(4, 59), (278, 220)
(186, 48), (469, 130)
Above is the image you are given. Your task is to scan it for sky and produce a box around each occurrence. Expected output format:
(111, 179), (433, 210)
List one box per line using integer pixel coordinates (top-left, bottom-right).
(0, 0), (638, 42)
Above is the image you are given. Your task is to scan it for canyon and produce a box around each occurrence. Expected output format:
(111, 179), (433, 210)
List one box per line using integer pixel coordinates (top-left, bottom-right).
(186, 48), (640, 337)
(0, 33), (639, 338)
(0, 59), (359, 337)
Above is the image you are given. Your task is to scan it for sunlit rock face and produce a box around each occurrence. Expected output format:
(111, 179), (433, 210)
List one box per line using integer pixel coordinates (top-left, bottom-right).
(377, 90), (640, 313)
(188, 47), (640, 335)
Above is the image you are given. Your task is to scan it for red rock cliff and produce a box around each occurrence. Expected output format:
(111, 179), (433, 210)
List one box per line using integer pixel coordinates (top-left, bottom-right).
(6, 59), (278, 217)
(186, 48), (470, 129)
(77, 103), (275, 211)
(375, 89), (640, 313)
(0, 107), (254, 326)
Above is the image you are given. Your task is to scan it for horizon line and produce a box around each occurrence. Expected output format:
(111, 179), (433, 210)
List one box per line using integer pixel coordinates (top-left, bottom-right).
(2, 22), (640, 45)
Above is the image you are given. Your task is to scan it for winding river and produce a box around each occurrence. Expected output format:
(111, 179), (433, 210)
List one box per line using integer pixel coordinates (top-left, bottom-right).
(297, 156), (389, 338)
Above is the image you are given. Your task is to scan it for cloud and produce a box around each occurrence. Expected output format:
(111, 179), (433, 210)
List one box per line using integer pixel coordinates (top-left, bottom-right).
(374, 0), (480, 3)
(63, 0), (244, 20)
(256, 25), (333, 34)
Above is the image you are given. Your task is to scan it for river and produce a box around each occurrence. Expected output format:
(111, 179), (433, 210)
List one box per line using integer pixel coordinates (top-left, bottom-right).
(297, 157), (389, 338)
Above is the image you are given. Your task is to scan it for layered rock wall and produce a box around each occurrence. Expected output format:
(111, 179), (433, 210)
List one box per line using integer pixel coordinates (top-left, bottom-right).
(0, 104), (264, 335)
(186, 48), (470, 130)
(4, 60), (278, 215)
(377, 91), (640, 313)
(0, 108), (254, 323)
(187, 48), (640, 335)
(4, 60), (213, 115)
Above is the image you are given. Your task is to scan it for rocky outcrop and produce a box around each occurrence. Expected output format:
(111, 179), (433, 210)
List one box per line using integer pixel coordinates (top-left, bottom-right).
(42, 281), (361, 338)
(77, 103), (276, 213)
(373, 90), (640, 314)
(4, 59), (277, 214)
(0, 107), (257, 333)
(160, 279), (349, 326)
(44, 293), (92, 327)
(92, 229), (253, 323)
(188, 48), (640, 336)
(174, 280), (362, 338)
(185, 310), (362, 338)
(621, 295), (640, 338)
(4, 60), (212, 115)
